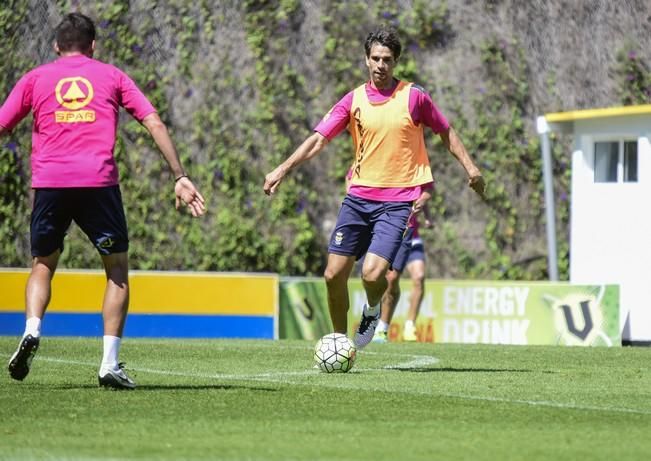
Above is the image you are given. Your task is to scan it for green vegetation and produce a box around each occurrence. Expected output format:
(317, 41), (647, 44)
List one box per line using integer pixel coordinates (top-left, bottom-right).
(615, 45), (651, 105)
(0, 1), (32, 265)
(1, 1), (649, 279)
(1, 337), (650, 460)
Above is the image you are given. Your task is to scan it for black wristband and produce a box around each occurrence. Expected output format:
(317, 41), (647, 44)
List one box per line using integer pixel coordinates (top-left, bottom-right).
(175, 174), (188, 183)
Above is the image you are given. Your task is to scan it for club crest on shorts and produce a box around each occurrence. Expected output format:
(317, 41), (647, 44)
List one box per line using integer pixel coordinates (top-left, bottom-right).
(334, 231), (344, 245)
(97, 236), (115, 249)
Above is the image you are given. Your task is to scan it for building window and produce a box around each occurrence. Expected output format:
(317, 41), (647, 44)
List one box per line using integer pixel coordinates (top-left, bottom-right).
(594, 142), (618, 182)
(624, 141), (638, 182)
(594, 140), (638, 183)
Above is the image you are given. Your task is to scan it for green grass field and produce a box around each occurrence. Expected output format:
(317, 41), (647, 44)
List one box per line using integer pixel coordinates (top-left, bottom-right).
(1, 337), (650, 461)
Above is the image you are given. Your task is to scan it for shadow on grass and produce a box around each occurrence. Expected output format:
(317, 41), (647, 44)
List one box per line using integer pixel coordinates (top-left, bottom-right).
(19, 383), (278, 392)
(136, 383), (278, 392)
(391, 367), (537, 373)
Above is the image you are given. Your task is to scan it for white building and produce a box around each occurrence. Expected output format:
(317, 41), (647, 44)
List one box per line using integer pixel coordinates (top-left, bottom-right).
(537, 105), (651, 344)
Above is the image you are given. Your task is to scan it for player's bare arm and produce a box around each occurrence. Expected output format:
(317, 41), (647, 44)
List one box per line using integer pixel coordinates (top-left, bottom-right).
(264, 132), (329, 196)
(412, 189), (432, 215)
(422, 201), (434, 228)
(141, 113), (206, 217)
(439, 126), (486, 198)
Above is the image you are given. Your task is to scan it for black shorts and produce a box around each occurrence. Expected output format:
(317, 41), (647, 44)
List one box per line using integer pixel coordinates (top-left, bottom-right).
(30, 186), (129, 257)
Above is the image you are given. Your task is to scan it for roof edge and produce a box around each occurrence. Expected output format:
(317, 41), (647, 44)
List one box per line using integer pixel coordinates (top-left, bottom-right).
(545, 104), (651, 123)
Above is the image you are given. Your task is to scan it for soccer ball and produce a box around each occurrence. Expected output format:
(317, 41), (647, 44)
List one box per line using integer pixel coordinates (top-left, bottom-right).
(314, 333), (357, 373)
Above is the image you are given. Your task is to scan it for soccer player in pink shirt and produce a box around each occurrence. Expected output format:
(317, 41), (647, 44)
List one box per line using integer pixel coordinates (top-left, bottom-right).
(1, 13), (206, 389)
(264, 26), (485, 350)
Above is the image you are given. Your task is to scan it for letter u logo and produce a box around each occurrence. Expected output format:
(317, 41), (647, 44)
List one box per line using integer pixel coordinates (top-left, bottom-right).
(560, 300), (593, 340)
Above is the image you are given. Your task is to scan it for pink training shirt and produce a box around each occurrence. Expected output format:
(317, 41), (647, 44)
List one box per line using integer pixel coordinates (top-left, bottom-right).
(315, 81), (449, 202)
(0, 54), (156, 188)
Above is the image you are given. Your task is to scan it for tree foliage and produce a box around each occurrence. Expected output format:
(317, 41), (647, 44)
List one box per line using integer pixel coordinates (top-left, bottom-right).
(1, 0), (649, 279)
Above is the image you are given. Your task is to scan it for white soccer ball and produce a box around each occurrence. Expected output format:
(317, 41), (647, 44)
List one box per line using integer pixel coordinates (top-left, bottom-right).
(314, 333), (357, 373)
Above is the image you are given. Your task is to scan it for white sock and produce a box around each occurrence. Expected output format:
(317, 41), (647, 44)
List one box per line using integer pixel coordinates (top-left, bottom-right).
(376, 320), (389, 333)
(24, 317), (42, 338)
(364, 302), (380, 316)
(101, 335), (121, 370)
(405, 320), (415, 330)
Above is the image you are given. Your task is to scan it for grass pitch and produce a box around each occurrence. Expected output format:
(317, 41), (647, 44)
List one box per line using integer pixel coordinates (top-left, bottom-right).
(1, 337), (650, 461)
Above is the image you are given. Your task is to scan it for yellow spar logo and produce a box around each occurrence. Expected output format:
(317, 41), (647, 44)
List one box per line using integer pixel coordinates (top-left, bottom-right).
(54, 77), (96, 123)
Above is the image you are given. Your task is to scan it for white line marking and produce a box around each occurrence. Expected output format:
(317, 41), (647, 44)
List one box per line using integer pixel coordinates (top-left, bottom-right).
(438, 392), (651, 415)
(5, 353), (651, 416)
(19, 352), (437, 380)
(382, 355), (439, 369)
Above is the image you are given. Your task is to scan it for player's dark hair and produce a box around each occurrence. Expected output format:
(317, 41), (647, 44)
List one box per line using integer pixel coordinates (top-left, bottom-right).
(55, 13), (96, 53)
(364, 26), (402, 59)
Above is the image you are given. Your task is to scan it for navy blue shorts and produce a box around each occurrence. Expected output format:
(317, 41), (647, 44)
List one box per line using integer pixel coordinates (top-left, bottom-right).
(328, 194), (412, 265)
(407, 237), (426, 265)
(393, 230), (426, 272)
(30, 186), (129, 257)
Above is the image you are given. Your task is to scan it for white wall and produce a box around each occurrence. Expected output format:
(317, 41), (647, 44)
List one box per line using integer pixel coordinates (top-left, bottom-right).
(569, 116), (651, 341)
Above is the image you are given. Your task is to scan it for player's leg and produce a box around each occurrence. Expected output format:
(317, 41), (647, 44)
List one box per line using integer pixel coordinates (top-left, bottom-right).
(8, 189), (71, 381)
(97, 251), (134, 389)
(353, 253), (391, 347)
(373, 268), (401, 343)
(100, 251), (129, 337)
(325, 195), (371, 335)
(74, 185), (134, 389)
(404, 242), (426, 341)
(324, 253), (356, 333)
(8, 252), (60, 381)
(360, 253), (391, 307)
(383, 269), (402, 324)
(25, 251), (60, 328)
(406, 259), (426, 322)
(354, 201), (411, 348)
(374, 228), (412, 343)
